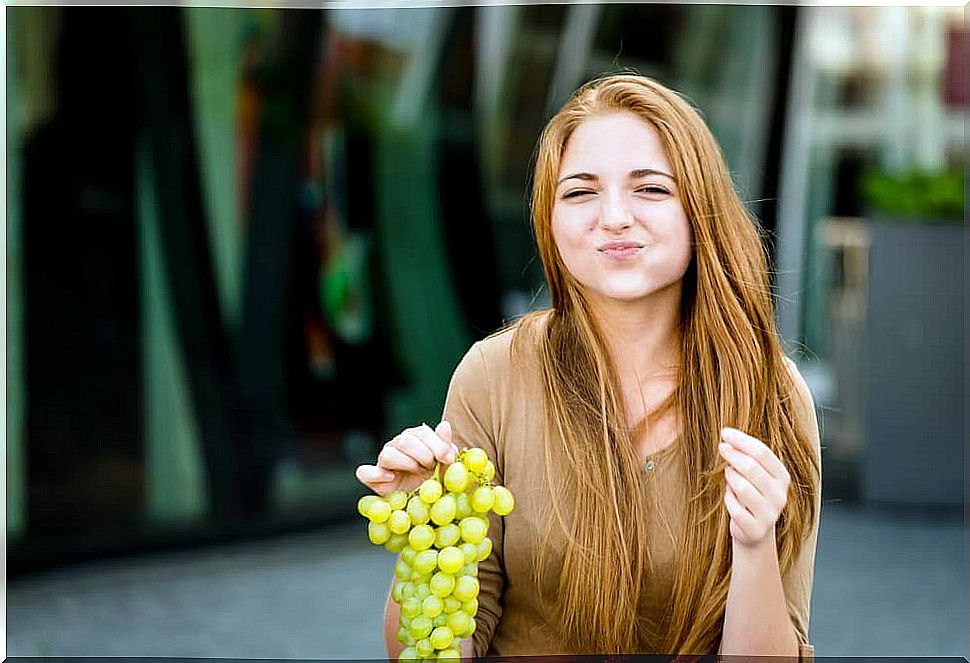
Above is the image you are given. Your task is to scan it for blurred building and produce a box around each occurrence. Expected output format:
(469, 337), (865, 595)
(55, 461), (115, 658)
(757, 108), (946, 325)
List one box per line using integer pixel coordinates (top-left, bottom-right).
(773, 7), (965, 509)
(5, 5), (965, 574)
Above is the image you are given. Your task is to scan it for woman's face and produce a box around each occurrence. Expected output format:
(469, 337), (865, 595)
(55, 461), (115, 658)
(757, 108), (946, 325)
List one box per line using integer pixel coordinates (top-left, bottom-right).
(551, 111), (693, 307)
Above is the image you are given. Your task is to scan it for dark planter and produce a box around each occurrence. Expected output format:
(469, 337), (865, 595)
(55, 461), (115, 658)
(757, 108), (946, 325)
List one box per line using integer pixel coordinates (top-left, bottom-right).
(863, 217), (964, 507)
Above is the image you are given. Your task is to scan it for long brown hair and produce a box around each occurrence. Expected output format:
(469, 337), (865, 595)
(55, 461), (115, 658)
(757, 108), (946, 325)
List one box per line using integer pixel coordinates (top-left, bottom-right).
(507, 73), (820, 654)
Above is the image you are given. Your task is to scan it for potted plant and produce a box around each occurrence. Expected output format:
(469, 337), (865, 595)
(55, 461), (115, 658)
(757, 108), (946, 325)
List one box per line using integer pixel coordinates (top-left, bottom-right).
(860, 167), (964, 508)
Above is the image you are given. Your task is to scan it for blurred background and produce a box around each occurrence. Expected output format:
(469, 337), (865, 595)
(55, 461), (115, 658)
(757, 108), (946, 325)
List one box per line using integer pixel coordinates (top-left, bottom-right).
(5, 3), (966, 658)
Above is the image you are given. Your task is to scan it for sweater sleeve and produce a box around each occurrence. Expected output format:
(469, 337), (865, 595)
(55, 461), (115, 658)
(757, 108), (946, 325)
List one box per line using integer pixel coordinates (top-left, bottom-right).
(441, 341), (505, 658)
(781, 357), (822, 662)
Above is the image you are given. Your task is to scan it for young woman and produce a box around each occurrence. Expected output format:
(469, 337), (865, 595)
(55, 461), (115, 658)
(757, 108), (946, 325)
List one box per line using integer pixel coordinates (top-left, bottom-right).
(356, 73), (821, 659)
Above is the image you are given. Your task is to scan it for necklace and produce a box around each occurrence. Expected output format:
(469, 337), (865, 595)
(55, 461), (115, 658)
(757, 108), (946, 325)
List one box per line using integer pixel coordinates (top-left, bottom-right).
(626, 375), (679, 473)
(629, 400), (679, 473)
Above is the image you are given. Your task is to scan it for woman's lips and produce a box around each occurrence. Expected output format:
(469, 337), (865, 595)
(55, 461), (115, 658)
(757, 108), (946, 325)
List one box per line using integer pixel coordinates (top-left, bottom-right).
(602, 247), (640, 258)
(599, 245), (644, 259)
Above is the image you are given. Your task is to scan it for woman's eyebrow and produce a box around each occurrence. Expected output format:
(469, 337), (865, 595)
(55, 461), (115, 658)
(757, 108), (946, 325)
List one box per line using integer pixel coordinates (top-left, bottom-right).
(557, 168), (675, 186)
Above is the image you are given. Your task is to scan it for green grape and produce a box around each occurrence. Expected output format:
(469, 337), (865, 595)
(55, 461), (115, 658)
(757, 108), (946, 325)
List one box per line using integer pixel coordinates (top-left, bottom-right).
(401, 597), (421, 618)
(411, 571), (431, 586)
(443, 462), (470, 493)
(458, 517), (487, 544)
(436, 546), (464, 575)
(401, 545), (418, 565)
(385, 533), (409, 553)
(460, 598), (478, 615)
(399, 581), (415, 600)
(464, 618), (477, 638)
(387, 489), (408, 510)
(442, 597), (461, 614)
(449, 636), (463, 651)
(446, 610), (470, 637)
(413, 549), (439, 575)
(389, 509), (412, 535)
(421, 595), (443, 619)
(400, 615), (412, 629)
(368, 499), (392, 523)
(368, 521), (391, 545)
(418, 479), (443, 504)
(397, 626), (410, 644)
(481, 460), (495, 482)
(432, 613), (448, 627)
(399, 646), (419, 661)
(454, 493), (472, 519)
(414, 583), (431, 601)
(430, 626), (454, 650)
(392, 580), (406, 603)
(452, 576), (479, 602)
(437, 649), (461, 660)
(429, 571), (456, 598)
(434, 524), (461, 549)
(461, 563), (478, 577)
(407, 496), (431, 526)
(491, 485), (515, 516)
(415, 638), (433, 658)
(458, 543), (478, 566)
(476, 537), (492, 562)
(394, 558), (412, 580)
(462, 448), (488, 474)
(358, 495), (380, 518)
(409, 615), (433, 640)
(470, 486), (494, 513)
(409, 524), (436, 551)
(429, 494), (457, 527)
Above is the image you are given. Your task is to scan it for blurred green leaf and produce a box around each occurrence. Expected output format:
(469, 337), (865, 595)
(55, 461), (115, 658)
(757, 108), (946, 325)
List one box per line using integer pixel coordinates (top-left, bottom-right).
(861, 167), (965, 223)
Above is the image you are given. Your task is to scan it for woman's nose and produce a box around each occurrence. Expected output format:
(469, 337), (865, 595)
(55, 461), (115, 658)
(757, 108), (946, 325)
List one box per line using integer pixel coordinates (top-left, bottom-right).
(599, 192), (634, 231)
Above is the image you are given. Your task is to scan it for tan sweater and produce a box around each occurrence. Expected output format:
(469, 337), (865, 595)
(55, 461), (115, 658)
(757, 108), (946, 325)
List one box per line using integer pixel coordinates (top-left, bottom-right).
(440, 318), (820, 660)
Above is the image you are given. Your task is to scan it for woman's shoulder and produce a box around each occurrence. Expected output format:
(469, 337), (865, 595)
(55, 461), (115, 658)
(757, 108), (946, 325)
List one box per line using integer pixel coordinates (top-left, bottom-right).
(448, 310), (549, 408)
(444, 311), (551, 455)
(470, 309), (550, 373)
(781, 355), (822, 459)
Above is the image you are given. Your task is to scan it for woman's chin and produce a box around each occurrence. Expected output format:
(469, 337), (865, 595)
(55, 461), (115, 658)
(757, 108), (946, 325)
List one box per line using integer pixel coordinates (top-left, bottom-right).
(590, 285), (654, 304)
(587, 275), (683, 305)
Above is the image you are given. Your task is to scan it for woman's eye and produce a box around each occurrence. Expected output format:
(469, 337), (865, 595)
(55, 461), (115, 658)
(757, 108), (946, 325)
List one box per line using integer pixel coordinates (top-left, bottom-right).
(562, 186), (669, 199)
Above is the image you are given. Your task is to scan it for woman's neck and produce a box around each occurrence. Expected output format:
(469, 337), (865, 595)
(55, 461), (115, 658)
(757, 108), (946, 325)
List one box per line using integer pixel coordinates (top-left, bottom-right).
(586, 287), (683, 384)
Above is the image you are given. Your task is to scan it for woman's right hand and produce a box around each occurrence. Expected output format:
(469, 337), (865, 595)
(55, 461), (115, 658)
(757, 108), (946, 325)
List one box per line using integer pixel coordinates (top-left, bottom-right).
(355, 421), (458, 497)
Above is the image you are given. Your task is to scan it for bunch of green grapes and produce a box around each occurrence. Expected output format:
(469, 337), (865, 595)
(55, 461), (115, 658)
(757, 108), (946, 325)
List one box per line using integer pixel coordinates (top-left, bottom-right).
(357, 446), (514, 661)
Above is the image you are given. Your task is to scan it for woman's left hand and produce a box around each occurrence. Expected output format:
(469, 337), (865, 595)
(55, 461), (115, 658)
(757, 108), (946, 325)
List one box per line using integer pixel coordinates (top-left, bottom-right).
(718, 427), (791, 548)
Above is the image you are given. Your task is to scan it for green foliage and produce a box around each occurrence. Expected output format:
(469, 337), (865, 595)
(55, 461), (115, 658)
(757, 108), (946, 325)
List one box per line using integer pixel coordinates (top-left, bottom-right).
(861, 167), (965, 222)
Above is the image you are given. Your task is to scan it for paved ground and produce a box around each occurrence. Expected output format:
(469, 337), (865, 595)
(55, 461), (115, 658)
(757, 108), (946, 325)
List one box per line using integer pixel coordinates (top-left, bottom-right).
(7, 503), (966, 659)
